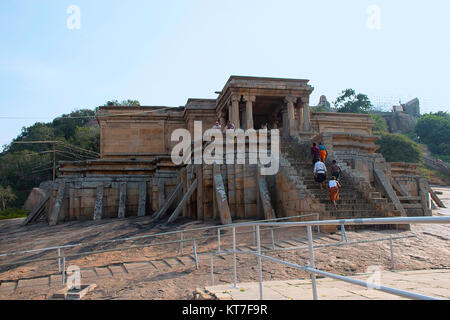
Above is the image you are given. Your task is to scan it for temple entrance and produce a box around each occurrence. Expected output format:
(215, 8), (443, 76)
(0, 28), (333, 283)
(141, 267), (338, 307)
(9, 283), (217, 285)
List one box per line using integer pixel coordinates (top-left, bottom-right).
(252, 96), (283, 131)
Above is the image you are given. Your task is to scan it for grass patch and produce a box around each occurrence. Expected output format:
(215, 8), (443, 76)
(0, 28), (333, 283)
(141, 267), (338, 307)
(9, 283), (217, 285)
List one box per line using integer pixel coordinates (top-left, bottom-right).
(419, 166), (450, 185)
(0, 208), (28, 220)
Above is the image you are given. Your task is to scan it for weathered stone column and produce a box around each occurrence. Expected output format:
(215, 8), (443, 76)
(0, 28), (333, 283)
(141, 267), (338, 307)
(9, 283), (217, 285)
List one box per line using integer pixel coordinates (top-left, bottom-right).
(243, 95), (256, 130)
(302, 96), (311, 132)
(230, 94), (241, 129)
(296, 98), (304, 132)
(284, 95), (297, 136)
(118, 182), (127, 218)
(281, 109), (289, 138)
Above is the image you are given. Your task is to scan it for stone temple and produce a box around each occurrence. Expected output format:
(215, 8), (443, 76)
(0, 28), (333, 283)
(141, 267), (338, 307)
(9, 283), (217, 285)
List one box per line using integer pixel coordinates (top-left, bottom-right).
(24, 76), (433, 231)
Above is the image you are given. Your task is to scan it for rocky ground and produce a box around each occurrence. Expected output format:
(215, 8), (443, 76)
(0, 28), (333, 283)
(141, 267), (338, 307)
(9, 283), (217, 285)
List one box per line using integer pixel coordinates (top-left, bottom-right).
(0, 188), (449, 300)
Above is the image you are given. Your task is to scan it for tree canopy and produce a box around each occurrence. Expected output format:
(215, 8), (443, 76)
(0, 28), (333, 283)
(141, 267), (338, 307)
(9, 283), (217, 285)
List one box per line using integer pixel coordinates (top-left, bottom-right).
(370, 114), (388, 133)
(0, 100), (138, 209)
(414, 111), (450, 156)
(333, 89), (373, 114)
(104, 99), (140, 106)
(1, 108), (100, 207)
(0, 185), (16, 210)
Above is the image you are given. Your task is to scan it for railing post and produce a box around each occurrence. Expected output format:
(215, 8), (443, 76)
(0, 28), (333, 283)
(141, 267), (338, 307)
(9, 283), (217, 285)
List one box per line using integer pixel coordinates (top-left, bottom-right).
(217, 228), (221, 253)
(316, 214), (320, 233)
(256, 225), (263, 300)
(210, 253), (214, 286)
(57, 248), (61, 273)
(270, 228), (275, 250)
(390, 235), (395, 270)
(193, 240), (199, 270)
(252, 225), (256, 246)
(61, 257), (66, 286)
(307, 225), (318, 300)
(340, 224), (348, 243)
(179, 232), (183, 256)
(233, 226), (237, 288)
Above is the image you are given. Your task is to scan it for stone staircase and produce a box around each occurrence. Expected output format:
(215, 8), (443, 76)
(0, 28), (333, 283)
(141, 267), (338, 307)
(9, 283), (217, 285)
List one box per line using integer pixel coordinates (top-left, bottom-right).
(280, 138), (393, 226)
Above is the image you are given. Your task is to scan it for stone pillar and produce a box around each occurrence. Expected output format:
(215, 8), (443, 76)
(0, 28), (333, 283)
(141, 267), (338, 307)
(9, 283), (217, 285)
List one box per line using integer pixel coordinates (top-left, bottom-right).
(118, 182), (127, 218)
(230, 94), (241, 129)
(281, 109), (289, 138)
(302, 96), (311, 132)
(241, 107), (246, 129)
(296, 98), (304, 132)
(243, 95), (256, 130)
(284, 95), (297, 136)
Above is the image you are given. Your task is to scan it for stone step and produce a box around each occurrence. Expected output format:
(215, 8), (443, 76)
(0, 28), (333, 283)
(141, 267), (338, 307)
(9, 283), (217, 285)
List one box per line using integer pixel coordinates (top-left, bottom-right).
(315, 194), (364, 200)
(370, 198), (388, 203)
(327, 210), (379, 217)
(319, 201), (374, 207)
(323, 204), (376, 210)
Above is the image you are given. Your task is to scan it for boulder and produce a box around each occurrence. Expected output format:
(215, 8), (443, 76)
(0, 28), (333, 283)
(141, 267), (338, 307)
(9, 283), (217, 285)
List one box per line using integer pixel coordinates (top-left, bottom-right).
(22, 188), (46, 212)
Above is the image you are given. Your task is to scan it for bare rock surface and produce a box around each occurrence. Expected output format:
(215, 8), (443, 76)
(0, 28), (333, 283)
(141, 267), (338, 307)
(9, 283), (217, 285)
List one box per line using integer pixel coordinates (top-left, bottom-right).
(0, 187), (449, 300)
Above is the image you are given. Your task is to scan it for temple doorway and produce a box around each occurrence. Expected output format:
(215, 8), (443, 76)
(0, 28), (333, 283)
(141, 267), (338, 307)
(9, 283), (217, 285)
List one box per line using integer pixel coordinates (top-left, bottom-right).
(253, 96), (283, 131)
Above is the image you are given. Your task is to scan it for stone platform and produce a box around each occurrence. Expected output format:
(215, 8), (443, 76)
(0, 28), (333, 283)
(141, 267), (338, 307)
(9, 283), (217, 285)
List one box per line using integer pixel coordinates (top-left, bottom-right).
(201, 269), (450, 300)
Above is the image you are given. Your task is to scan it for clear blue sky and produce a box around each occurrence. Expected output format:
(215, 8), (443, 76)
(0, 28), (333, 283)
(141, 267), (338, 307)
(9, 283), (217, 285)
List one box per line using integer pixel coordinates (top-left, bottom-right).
(1, 0), (449, 149)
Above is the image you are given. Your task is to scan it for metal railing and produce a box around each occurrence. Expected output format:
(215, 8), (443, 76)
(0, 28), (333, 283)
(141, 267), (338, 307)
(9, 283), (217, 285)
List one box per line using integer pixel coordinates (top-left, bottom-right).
(208, 216), (450, 300)
(2, 215), (447, 299)
(0, 213), (319, 283)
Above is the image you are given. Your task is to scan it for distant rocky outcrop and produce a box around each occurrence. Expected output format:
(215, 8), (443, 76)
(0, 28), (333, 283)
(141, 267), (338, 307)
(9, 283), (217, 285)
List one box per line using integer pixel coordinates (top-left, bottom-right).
(374, 98), (420, 134)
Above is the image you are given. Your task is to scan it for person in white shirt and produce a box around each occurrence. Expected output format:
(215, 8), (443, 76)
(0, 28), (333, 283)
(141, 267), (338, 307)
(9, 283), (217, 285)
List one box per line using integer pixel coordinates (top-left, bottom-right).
(328, 176), (342, 209)
(313, 160), (327, 190)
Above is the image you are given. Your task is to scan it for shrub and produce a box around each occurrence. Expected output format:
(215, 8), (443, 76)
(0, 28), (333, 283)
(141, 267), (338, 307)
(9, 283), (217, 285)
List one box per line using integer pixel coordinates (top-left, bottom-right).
(375, 132), (422, 163)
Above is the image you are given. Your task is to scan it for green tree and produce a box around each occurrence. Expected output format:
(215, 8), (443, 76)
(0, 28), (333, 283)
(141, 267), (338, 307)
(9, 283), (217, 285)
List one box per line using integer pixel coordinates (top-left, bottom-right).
(370, 114), (388, 133)
(0, 150), (49, 206)
(5, 123), (56, 153)
(333, 89), (373, 113)
(375, 132), (422, 163)
(52, 109), (97, 140)
(310, 105), (329, 112)
(414, 111), (450, 156)
(0, 186), (16, 210)
(0, 107), (104, 211)
(70, 126), (100, 153)
(104, 99), (140, 106)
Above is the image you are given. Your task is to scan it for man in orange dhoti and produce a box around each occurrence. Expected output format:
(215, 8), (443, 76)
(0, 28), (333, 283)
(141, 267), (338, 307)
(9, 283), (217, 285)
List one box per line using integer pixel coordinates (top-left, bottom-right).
(328, 177), (341, 209)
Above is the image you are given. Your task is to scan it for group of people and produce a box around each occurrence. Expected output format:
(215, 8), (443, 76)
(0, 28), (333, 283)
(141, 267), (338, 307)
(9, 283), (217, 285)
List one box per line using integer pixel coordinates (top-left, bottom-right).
(310, 142), (342, 209)
(212, 120), (270, 131)
(212, 120), (235, 132)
